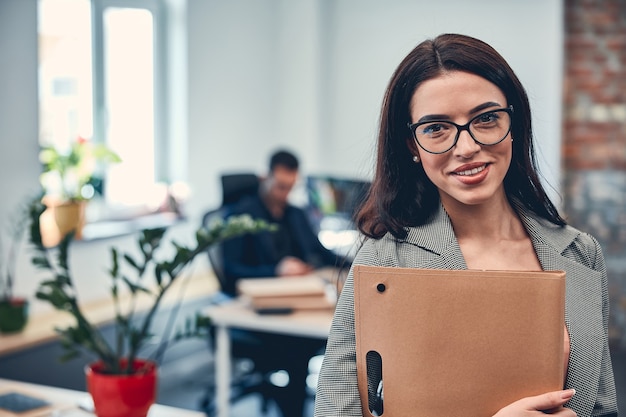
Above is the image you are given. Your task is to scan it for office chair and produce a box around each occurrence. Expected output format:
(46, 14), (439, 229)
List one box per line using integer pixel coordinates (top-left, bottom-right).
(220, 173), (260, 206)
(202, 206), (230, 295)
(200, 173), (277, 415)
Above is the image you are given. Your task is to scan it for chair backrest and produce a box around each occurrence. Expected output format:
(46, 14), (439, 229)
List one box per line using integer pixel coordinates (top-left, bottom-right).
(203, 173), (260, 294)
(221, 173), (259, 206)
(202, 206), (229, 293)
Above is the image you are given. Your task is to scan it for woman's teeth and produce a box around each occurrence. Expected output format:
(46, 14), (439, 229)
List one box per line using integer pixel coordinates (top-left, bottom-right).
(456, 165), (486, 176)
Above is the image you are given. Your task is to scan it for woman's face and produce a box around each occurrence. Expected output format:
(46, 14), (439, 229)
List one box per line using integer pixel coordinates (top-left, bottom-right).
(408, 70), (512, 209)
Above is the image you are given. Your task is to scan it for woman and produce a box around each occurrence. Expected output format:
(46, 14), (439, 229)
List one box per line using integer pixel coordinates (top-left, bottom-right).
(314, 34), (618, 417)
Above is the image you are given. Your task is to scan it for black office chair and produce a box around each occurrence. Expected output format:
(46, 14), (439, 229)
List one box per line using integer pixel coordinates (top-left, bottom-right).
(201, 173), (277, 415)
(220, 173), (259, 206)
(201, 173), (324, 417)
(202, 206), (230, 296)
(205, 173), (260, 295)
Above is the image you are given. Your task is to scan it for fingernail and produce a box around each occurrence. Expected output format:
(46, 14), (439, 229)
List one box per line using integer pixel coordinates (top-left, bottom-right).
(562, 388), (576, 399)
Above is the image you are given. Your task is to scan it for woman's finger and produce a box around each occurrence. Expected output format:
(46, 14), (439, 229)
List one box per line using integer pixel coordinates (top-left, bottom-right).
(493, 389), (576, 416)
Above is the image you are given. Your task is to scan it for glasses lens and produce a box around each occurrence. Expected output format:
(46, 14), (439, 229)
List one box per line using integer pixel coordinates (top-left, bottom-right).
(414, 121), (458, 153)
(469, 109), (511, 145)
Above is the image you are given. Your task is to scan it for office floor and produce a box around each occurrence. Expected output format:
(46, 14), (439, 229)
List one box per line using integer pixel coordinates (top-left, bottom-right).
(155, 346), (317, 417)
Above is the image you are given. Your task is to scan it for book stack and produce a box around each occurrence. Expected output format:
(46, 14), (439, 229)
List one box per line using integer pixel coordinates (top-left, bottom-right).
(237, 275), (337, 312)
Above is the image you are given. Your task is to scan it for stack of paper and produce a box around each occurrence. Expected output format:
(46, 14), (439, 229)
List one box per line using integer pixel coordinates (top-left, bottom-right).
(237, 275), (336, 311)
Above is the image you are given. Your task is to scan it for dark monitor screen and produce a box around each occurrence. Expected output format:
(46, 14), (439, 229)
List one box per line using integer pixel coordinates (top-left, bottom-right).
(305, 175), (370, 231)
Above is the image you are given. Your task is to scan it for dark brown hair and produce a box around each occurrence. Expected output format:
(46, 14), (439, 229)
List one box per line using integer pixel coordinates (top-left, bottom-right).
(269, 149), (299, 172)
(356, 33), (565, 239)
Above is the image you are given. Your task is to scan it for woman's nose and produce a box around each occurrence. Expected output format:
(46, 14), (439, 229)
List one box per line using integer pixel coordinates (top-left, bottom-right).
(453, 130), (481, 158)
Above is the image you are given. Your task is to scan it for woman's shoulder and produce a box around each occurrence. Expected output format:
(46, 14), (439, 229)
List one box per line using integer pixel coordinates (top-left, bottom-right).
(525, 212), (604, 268)
(353, 234), (396, 266)
(521, 209), (599, 247)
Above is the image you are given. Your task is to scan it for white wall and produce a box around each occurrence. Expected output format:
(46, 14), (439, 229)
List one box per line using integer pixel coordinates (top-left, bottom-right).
(186, 0), (327, 217)
(321, 0), (564, 198)
(0, 0), (563, 312)
(185, 0), (564, 219)
(0, 0), (47, 311)
(0, 0), (41, 215)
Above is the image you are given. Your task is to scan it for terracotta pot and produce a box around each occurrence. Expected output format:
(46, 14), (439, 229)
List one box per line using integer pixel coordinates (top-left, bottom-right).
(39, 199), (88, 247)
(52, 200), (86, 240)
(0, 298), (29, 333)
(86, 359), (157, 417)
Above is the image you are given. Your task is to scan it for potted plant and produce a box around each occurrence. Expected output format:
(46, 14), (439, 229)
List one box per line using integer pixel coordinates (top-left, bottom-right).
(0, 196), (36, 333)
(39, 136), (121, 242)
(28, 198), (274, 417)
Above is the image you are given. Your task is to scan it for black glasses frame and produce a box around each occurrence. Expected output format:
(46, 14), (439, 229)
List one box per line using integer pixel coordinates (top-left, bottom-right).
(407, 105), (514, 155)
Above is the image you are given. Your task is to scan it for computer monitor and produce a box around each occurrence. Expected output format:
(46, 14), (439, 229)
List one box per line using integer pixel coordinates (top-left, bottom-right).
(305, 175), (370, 232)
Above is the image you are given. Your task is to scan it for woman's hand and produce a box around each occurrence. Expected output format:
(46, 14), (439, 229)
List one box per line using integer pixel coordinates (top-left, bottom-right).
(492, 389), (576, 416)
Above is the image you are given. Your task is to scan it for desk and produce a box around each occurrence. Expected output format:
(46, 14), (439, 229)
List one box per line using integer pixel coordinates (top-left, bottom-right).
(204, 302), (333, 417)
(0, 273), (218, 358)
(0, 378), (205, 417)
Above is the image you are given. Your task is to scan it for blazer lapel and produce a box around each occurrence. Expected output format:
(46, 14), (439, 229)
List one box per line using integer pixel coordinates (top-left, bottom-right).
(402, 205), (467, 270)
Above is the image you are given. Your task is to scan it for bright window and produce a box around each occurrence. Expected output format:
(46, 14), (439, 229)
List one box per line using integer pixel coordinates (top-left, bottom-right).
(38, 0), (169, 219)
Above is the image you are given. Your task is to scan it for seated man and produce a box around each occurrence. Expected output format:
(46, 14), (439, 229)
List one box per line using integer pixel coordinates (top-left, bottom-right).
(221, 149), (349, 417)
(222, 149), (348, 294)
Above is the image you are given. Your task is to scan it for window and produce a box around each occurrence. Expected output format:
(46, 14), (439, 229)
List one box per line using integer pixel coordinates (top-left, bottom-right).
(38, 0), (173, 222)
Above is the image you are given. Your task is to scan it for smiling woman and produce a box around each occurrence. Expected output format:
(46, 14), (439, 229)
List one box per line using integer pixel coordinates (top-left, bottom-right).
(315, 33), (618, 417)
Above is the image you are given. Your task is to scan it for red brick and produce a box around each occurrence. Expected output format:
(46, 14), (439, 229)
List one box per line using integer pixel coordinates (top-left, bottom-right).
(564, 0), (625, 179)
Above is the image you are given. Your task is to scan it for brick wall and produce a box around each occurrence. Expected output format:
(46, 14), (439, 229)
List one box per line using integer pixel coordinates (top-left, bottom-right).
(562, 0), (626, 344)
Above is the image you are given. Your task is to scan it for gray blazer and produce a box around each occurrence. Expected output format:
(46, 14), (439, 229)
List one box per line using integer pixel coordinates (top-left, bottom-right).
(314, 205), (618, 417)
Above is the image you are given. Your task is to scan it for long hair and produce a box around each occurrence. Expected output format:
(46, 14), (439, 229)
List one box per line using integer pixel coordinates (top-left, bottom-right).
(356, 33), (566, 240)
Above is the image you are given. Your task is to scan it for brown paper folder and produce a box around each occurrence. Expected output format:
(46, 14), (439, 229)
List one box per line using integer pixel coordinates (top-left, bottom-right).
(353, 266), (566, 417)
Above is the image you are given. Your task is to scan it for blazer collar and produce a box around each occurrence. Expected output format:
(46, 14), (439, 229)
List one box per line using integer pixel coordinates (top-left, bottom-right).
(404, 205), (580, 270)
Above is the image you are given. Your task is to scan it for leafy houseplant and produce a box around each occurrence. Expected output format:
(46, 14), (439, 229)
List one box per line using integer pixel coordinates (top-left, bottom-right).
(29, 198), (274, 373)
(28, 197), (275, 417)
(0, 196), (36, 333)
(39, 137), (121, 244)
(39, 136), (121, 203)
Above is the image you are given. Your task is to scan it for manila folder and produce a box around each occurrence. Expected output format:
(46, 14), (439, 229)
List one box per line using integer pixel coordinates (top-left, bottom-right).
(353, 266), (566, 417)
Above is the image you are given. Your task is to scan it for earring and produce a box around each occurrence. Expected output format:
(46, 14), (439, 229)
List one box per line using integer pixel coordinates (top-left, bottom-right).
(412, 155), (420, 163)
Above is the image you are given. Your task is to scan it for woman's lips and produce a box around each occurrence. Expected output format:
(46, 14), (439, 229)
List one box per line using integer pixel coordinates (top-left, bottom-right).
(451, 163), (490, 185)
(454, 164), (487, 176)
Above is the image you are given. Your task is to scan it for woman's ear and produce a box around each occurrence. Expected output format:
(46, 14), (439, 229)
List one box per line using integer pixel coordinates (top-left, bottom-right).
(405, 138), (421, 163)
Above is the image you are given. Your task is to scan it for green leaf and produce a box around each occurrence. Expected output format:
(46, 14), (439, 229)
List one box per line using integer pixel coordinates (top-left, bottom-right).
(123, 254), (141, 272)
(154, 265), (164, 287)
(122, 277), (150, 295)
(109, 248), (120, 278)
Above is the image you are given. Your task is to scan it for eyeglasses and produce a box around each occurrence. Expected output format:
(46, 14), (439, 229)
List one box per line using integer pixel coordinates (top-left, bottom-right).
(407, 105), (514, 154)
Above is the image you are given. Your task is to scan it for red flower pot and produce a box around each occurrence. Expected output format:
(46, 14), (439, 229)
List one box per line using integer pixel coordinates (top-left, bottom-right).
(85, 359), (157, 417)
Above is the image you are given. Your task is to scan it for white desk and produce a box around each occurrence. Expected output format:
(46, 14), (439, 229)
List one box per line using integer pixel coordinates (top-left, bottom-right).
(0, 378), (205, 417)
(204, 302), (333, 417)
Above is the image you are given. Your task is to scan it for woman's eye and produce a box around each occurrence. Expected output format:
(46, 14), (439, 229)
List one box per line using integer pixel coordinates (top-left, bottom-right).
(421, 123), (448, 136)
(474, 112), (499, 124)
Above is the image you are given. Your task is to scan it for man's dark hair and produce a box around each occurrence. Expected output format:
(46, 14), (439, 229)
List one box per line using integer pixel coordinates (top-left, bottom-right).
(269, 149), (299, 172)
